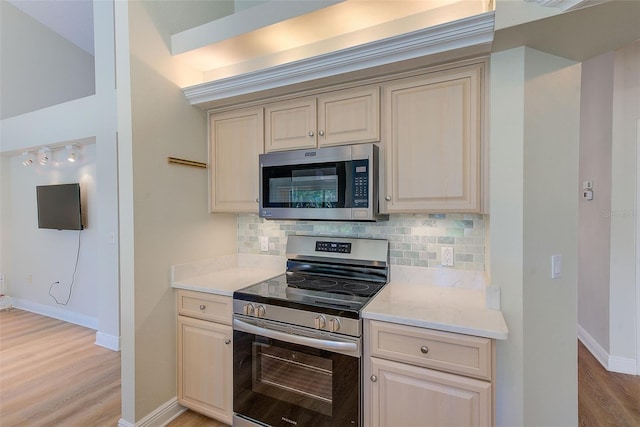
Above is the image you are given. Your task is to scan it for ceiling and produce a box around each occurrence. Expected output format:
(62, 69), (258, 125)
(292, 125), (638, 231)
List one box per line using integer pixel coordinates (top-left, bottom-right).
(7, 0), (95, 55)
(5, 0), (261, 57)
(6, 0), (490, 67)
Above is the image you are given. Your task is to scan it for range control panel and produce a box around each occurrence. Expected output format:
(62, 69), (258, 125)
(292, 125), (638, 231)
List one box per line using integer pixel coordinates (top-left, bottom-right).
(315, 241), (352, 254)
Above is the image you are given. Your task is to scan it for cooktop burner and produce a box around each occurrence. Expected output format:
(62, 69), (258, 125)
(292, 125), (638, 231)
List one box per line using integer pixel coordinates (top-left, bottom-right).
(284, 273), (383, 298)
(234, 272), (387, 317)
(233, 235), (389, 318)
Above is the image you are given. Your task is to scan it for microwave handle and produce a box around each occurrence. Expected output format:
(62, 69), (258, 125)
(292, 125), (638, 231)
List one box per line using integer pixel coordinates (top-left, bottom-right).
(233, 318), (358, 352)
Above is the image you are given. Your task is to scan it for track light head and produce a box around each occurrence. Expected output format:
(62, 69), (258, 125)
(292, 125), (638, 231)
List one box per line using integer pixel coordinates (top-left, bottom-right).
(21, 152), (34, 166)
(38, 149), (49, 165)
(66, 145), (76, 162)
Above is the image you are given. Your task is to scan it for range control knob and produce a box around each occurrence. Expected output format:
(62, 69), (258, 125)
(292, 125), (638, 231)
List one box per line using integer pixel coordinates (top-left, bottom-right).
(329, 317), (341, 332)
(314, 315), (326, 329)
(256, 305), (266, 318)
(243, 303), (255, 316)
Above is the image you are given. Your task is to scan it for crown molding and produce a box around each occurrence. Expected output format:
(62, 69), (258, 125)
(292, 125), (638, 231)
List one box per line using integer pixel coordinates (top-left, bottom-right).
(182, 11), (494, 107)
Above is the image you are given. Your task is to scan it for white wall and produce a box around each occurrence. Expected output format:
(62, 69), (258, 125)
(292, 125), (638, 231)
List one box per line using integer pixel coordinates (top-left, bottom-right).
(3, 144), (99, 324)
(0, 0), (120, 349)
(116, 1), (237, 422)
(0, 1), (95, 120)
(609, 40), (640, 368)
(577, 52), (614, 359)
(491, 47), (581, 426)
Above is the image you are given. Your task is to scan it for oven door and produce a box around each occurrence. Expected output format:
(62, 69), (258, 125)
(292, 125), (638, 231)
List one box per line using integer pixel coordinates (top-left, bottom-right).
(233, 317), (360, 427)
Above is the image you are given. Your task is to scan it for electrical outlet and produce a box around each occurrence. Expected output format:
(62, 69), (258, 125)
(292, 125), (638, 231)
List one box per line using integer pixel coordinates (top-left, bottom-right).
(441, 247), (454, 267)
(259, 236), (269, 252)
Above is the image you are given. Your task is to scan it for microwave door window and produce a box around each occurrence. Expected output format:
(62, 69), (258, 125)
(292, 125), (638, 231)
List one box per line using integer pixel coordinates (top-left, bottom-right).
(265, 164), (346, 208)
(291, 176), (338, 208)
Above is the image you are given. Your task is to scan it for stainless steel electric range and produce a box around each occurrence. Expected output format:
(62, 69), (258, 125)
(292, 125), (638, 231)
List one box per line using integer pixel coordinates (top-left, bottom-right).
(232, 235), (389, 427)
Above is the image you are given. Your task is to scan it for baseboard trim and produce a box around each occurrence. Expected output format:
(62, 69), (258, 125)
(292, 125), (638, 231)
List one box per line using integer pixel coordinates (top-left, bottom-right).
(117, 397), (186, 427)
(578, 323), (638, 375)
(13, 298), (98, 329)
(96, 331), (120, 351)
(609, 355), (638, 375)
(13, 299), (121, 352)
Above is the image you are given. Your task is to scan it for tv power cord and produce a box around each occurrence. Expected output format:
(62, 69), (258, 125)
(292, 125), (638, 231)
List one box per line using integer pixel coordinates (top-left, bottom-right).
(49, 230), (81, 306)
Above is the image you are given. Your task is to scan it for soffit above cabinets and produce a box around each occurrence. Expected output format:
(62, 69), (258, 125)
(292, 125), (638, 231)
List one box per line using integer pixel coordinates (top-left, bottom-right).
(177, 0), (495, 108)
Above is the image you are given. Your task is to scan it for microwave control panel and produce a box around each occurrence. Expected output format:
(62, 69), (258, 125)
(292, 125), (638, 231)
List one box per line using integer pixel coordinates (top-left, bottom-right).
(351, 160), (369, 208)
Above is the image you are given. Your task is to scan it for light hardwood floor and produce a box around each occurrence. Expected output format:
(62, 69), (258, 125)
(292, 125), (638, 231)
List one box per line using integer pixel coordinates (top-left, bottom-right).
(3, 309), (639, 426)
(0, 308), (121, 426)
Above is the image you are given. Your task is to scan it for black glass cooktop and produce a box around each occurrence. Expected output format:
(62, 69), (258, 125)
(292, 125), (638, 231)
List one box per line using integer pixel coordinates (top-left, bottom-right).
(234, 272), (387, 316)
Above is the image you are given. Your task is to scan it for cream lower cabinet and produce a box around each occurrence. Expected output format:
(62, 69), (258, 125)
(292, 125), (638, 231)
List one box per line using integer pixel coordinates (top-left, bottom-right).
(264, 86), (380, 152)
(364, 320), (494, 427)
(209, 107), (264, 213)
(177, 290), (233, 424)
(383, 61), (486, 213)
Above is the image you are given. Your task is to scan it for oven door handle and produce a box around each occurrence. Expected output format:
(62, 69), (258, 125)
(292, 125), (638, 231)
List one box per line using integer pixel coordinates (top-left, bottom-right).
(233, 318), (358, 352)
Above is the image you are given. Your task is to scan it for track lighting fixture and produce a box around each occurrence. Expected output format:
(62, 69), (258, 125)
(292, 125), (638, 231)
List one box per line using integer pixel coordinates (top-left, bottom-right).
(21, 152), (34, 166)
(66, 145), (76, 162)
(39, 148), (50, 165)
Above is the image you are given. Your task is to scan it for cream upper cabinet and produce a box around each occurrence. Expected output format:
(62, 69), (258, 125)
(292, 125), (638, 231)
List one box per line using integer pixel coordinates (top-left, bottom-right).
(209, 107), (263, 213)
(364, 320), (495, 427)
(265, 98), (317, 152)
(317, 87), (380, 147)
(383, 62), (485, 213)
(264, 87), (380, 152)
(177, 290), (233, 424)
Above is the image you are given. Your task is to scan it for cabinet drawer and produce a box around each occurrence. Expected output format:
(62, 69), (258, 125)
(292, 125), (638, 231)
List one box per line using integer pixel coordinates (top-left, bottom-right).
(177, 290), (232, 325)
(367, 320), (492, 380)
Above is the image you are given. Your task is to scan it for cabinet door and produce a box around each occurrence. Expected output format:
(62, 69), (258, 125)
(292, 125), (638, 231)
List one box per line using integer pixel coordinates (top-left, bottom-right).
(317, 87), (380, 147)
(265, 98), (317, 152)
(177, 315), (233, 424)
(366, 357), (492, 427)
(209, 107), (263, 212)
(384, 63), (483, 212)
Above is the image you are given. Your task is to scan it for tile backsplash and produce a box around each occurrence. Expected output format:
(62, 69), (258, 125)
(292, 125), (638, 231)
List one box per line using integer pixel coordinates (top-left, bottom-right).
(238, 213), (486, 271)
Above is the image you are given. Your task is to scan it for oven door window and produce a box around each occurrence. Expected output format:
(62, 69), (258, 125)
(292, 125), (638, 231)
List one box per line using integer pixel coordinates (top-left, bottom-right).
(254, 342), (333, 416)
(234, 331), (360, 427)
(262, 162), (347, 209)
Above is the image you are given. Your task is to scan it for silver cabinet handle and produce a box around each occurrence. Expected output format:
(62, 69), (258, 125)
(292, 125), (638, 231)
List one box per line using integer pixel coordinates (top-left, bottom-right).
(385, 196), (392, 201)
(370, 375), (377, 382)
(420, 346), (429, 354)
(224, 339), (231, 345)
(199, 304), (206, 310)
(255, 198), (259, 203)
(318, 130), (325, 136)
(308, 131), (314, 137)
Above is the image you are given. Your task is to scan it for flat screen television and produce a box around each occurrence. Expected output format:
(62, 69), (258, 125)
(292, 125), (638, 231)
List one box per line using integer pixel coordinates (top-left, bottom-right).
(36, 183), (84, 230)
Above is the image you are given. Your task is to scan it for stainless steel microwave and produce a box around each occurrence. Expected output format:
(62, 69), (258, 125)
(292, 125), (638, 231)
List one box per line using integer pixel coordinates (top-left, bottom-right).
(259, 144), (388, 221)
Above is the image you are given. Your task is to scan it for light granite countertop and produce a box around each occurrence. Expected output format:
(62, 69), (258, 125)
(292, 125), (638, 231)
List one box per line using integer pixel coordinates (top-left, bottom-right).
(171, 254), (285, 296)
(171, 256), (508, 340)
(362, 282), (508, 340)
(362, 265), (508, 340)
